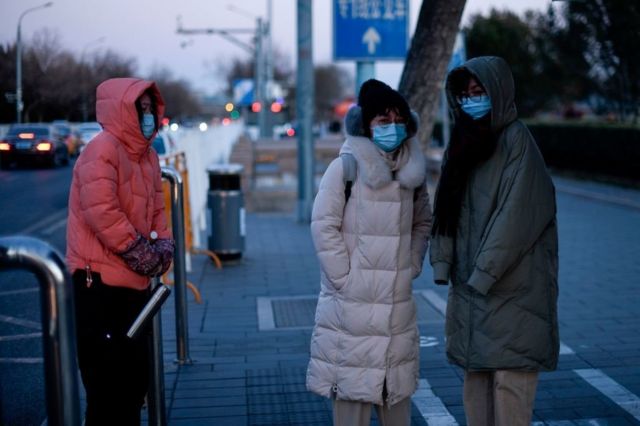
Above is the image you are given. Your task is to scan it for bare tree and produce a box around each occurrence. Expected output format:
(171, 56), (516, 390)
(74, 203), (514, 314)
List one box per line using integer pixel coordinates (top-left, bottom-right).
(148, 65), (202, 119)
(399, 0), (467, 147)
(314, 64), (352, 122)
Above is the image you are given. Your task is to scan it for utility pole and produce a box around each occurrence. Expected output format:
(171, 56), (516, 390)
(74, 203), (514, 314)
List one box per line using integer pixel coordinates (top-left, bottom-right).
(80, 36), (105, 122)
(177, 10), (271, 138)
(16, 2), (53, 123)
(255, 18), (269, 139)
(296, 0), (314, 222)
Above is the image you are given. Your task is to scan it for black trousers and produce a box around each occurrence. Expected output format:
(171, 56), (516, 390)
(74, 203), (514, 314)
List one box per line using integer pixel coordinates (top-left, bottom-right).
(73, 270), (150, 426)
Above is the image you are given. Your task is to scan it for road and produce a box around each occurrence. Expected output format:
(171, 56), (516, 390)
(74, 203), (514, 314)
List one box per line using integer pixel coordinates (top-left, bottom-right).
(0, 162), (73, 426)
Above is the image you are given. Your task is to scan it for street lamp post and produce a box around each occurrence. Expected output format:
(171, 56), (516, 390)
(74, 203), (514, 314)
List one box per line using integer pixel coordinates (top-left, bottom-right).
(16, 1), (53, 123)
(80, 36), (105, 122)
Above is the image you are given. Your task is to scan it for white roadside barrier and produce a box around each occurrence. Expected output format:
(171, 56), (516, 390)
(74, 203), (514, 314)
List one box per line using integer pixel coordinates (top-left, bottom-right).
(170, 122), (244, 250)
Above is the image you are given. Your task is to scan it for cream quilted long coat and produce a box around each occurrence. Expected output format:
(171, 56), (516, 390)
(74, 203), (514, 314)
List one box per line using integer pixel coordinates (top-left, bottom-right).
(306, 107), (432, 406)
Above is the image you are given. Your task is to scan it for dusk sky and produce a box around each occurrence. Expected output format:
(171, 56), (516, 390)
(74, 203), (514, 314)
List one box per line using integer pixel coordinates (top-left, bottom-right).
(0, 0), (550, 95)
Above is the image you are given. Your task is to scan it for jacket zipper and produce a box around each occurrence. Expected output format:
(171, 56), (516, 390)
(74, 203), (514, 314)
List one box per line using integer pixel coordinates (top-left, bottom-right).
(85, 264), (93, 288)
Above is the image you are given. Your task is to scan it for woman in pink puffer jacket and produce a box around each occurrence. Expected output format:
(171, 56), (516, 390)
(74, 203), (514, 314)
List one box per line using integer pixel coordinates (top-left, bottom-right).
(66, 78), (174, 425)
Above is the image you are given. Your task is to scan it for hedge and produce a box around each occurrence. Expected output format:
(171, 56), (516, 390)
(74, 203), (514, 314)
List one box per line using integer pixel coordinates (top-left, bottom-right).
(430, 121), (640, 181)
(526, 122), (640, 181)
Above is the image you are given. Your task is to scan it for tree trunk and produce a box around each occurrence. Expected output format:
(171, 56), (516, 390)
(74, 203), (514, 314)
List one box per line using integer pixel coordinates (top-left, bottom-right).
(399, 0), (467, 148)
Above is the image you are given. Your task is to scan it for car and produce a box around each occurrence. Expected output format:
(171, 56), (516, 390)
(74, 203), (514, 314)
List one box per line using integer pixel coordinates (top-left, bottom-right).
(151, 130), (177, 158)
(75, 122), (102, 154)
(52, 122), (80, 156)
(0, 124), (70, 169)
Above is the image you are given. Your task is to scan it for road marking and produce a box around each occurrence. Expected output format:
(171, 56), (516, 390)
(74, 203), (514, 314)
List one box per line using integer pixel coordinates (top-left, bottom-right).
(0, 357), (43, 364)
(421, 290), (447, 316)
(0, 332), (41, 341)
(574, 369), (640, 421)
(556, 184), (640, 212)
(0, 314), (41, 330)
(412, 378), (459, 425)
(18, 208), (68, 235)
(40, 217), (68, 236)
(420, 291), (640, 422)
(559, 342), (575, 355)
(0, 287), (39, 297)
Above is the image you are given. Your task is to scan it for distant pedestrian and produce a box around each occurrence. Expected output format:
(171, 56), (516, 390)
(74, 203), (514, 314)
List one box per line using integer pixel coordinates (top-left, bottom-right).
(430, 56), (559, 426)
(66, 78), (174, 425)
(307, 79), (432, 426)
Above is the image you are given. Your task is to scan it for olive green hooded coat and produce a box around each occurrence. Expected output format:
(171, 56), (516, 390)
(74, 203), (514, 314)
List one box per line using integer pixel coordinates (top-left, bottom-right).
(430, 56), (559, 371)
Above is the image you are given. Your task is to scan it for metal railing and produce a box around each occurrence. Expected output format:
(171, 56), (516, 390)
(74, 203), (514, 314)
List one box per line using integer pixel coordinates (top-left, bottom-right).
(161, 166), (192, 364)
(0, 236), (81, 426)
(148, 276), (167, 426)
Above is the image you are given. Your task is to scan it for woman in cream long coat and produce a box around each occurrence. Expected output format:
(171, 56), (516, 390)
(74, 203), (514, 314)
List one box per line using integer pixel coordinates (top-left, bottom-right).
(306, 79), (432, 426)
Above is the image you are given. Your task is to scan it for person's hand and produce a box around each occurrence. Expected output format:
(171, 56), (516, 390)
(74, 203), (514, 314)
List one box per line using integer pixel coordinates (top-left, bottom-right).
(119, 234), (163, 277)
(154, 238), (175, 276)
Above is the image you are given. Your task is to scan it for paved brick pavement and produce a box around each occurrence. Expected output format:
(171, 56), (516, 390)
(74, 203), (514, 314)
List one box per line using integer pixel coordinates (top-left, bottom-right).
(149, 175), (640, 426)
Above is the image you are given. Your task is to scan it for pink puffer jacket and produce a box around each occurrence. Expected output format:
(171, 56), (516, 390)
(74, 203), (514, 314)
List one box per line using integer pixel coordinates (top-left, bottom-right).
(66, 78), (171, 290)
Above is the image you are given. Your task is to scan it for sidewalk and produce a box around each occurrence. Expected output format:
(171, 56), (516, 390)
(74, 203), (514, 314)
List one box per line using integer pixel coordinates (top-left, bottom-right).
(151, 175), (640, 425)
(156, 213), (447, 426)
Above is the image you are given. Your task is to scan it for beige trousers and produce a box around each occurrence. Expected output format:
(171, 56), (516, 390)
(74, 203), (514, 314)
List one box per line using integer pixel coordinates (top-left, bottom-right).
(332, 397), (412, 426)
(463, 370), (539, 426)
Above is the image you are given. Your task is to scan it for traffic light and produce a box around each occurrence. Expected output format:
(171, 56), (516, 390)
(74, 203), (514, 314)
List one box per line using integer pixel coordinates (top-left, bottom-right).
(225, 102), (234, 112)
(270, 102), (282, 113)
(251, 102), (262, 113)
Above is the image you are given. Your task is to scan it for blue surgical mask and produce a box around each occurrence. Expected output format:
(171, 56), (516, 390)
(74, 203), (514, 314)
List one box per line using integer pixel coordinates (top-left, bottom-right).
(141, 113), (155, 139)
(371, 123), (407, 152)
(460, 95), (492, 120)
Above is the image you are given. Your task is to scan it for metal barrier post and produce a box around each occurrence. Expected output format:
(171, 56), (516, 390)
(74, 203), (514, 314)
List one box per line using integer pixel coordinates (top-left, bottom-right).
(0, 236), (81, 426)
(147, 276), (167, 426)
(161, 166), (192, 364)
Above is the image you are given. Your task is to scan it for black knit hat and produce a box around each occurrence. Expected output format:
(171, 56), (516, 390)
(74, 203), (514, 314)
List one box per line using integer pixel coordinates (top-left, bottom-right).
(357, 79), (411, 137)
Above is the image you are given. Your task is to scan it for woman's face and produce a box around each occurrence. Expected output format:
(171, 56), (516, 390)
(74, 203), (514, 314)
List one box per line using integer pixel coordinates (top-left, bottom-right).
(456, 77), (486, 104)
(139, 93), (153, 114)
(370, 108), (406, 129)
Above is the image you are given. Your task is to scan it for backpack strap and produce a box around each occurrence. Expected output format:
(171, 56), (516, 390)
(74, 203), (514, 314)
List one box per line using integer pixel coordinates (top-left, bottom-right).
(340, 153), (357, 203)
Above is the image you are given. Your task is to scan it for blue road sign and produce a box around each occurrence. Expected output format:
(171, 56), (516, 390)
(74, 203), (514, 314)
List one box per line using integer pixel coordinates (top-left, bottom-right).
(448, 32), (467, 71)
(333, 0), (409, 61)
(233, 79), (254, 106)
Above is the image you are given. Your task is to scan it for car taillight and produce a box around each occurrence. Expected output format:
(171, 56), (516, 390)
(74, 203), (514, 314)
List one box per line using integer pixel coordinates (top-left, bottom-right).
(0, 141), (10, 151)
(36, 141), (52, 151)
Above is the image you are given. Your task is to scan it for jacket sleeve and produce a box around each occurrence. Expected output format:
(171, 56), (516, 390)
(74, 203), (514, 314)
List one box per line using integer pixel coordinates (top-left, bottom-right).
(150, 154), (171, 240)
(468, 124), (556, 295)
(410, 179), (432, 279)
(310, 158), (350, 289)
(77, 142), (137, 253)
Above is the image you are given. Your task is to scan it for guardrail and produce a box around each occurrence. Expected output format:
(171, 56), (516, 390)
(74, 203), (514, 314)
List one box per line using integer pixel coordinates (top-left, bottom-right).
(0, 236), (81, 426)
(148, 275), (167, 426)
(161, 166), (192, 364)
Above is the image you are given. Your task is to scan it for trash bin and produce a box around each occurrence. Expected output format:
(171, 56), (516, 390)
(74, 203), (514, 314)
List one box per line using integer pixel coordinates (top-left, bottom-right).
(207, 163), (245, 260)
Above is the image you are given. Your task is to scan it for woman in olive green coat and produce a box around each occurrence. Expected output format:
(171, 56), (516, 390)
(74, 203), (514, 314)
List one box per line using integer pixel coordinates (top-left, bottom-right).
(430, 56), (559, 426)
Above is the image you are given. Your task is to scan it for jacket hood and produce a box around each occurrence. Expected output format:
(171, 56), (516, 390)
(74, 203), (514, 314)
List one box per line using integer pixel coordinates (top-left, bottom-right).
(96, 78), (165, 158)
(341, 106), (426, 190)
(446, 56), (518, 131)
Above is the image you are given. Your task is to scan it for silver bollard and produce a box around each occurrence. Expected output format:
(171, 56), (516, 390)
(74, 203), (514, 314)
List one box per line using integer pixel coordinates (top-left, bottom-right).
(0, 236), (81, 426)
(147, 276), (167, 426)
(161, 166), (192, 364)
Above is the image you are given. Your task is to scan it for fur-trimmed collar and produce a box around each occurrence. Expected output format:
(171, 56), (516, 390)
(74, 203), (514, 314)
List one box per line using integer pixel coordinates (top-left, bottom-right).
(340, 106), (426, 190)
